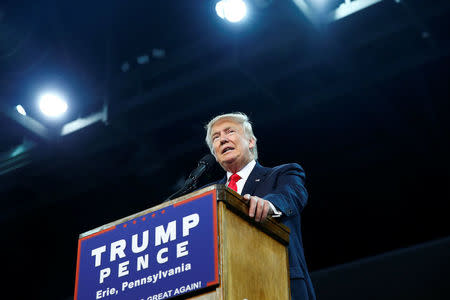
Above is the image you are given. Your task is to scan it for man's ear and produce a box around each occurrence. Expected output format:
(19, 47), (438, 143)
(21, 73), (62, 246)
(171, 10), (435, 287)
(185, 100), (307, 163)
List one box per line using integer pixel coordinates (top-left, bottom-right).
(248, 138), (256, 150)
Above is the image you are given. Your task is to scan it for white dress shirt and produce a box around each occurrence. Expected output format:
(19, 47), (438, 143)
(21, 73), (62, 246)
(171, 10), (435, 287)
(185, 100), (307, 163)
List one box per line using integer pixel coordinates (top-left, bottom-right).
(226, 160), (282, 217)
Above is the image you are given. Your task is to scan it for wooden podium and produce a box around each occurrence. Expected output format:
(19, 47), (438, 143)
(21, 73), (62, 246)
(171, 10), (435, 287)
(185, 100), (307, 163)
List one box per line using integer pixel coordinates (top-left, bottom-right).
(171, 184), (291, 300)
(74, 184), (290, 300)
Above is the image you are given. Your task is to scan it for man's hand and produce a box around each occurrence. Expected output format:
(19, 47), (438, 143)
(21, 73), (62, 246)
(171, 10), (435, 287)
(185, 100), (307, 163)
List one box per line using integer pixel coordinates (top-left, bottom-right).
(243, 194), (273, 222)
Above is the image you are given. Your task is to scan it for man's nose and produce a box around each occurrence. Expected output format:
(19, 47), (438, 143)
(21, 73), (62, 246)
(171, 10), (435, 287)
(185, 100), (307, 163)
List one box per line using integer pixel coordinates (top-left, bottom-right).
(219, 135), (228, 145)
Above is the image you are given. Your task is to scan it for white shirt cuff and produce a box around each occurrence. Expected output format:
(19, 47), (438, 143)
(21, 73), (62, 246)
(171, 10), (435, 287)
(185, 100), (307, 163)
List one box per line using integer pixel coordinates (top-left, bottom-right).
(268, 201), (282, 218)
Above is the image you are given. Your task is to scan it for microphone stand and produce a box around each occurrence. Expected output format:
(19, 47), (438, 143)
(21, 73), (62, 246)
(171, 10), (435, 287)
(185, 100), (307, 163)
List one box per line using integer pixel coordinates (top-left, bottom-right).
(166, 180), (197, 201)
(165, 154), (214, 201)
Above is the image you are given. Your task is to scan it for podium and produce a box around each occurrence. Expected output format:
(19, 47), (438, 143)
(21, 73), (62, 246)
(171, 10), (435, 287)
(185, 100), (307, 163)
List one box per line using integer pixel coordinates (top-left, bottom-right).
(74, 185), (291, 300)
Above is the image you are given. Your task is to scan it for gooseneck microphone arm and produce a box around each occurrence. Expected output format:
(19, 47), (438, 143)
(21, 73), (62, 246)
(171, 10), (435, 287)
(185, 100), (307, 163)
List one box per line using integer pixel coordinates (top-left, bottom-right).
(166, 154), (215, 201)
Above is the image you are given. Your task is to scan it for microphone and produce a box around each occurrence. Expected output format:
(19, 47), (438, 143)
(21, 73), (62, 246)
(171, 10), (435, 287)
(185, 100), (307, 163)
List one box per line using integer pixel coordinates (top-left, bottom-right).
(183, 154), (216, 188)
(166, 154), (216, 201)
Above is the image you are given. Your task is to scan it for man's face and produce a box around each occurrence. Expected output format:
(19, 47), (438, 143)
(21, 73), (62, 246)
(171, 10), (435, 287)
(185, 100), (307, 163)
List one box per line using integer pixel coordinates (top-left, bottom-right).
(210, 118), (255, 173)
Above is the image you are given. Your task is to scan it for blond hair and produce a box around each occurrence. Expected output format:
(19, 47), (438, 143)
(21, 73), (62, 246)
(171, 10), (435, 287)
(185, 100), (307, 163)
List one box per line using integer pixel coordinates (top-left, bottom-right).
(204, 112), (258, 160)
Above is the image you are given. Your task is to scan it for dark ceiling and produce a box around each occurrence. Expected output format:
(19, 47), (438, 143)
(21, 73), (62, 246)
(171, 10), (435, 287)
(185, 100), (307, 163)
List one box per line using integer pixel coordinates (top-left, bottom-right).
(1, 1), (449, 299)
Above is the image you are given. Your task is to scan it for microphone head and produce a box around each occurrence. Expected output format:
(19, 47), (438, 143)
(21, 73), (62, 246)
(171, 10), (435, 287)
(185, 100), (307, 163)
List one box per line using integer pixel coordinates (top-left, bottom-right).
(199, 154), (216, 169)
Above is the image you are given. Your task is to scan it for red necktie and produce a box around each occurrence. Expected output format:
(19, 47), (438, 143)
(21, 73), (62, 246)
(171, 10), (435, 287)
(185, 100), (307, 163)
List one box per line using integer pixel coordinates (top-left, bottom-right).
(228, 173), (241, 192)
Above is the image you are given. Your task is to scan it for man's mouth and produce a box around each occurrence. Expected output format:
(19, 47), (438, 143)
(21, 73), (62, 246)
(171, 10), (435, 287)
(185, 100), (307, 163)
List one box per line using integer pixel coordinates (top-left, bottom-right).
(222, 147), (234, 154)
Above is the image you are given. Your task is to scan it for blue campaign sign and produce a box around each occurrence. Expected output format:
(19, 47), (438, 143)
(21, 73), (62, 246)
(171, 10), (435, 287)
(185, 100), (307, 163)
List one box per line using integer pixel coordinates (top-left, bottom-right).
(74, 190), (219, 300)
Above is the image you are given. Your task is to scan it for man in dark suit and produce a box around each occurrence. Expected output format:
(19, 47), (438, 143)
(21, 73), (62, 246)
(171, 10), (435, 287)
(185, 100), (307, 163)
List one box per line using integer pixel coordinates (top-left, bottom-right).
(204, 112), (316, 300)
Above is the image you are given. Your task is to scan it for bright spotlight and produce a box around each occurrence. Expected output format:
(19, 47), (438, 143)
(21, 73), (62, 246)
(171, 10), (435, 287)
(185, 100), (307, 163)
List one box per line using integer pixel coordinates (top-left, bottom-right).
(16, 105), (27, 116)
(38, 92), (68, 118)
(216, 0), (247, 23)
(311, 0), (328, 9)
(216, 1), (226, 19)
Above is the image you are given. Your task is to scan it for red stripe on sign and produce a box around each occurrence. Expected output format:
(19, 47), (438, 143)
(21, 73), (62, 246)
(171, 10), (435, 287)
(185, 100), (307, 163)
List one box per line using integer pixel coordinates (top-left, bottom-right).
(207, 192), (219, 287)
(173, 189), (219, 286)
(74, 226), (116, 300)
(173, 190), (215, 207)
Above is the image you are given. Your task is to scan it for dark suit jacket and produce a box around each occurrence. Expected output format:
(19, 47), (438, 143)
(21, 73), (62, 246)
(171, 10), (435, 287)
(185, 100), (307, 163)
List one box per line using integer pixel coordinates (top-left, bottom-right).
(214, 162), (316, 300)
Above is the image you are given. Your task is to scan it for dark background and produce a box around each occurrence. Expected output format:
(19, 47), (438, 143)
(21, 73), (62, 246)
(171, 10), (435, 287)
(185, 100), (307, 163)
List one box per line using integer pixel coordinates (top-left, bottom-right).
(1, 1), (449, 299)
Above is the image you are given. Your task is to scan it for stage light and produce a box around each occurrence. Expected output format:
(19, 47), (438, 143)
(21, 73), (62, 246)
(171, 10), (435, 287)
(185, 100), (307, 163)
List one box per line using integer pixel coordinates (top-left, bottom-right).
(216, 1), (226, 19)
(16, 105), (26, 116)
(311, 0), (328, 9)
(216, 0), (247, 23)
(38, 92), (68, 118)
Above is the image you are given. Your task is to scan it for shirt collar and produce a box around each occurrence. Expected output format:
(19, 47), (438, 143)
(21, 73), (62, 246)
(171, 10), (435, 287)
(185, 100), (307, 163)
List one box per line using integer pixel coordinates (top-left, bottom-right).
(226, 159), (256, 182)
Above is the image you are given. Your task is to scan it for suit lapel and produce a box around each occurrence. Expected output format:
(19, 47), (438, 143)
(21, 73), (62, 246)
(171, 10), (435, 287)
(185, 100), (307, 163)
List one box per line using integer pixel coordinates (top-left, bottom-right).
(242, 162), (268, 196)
